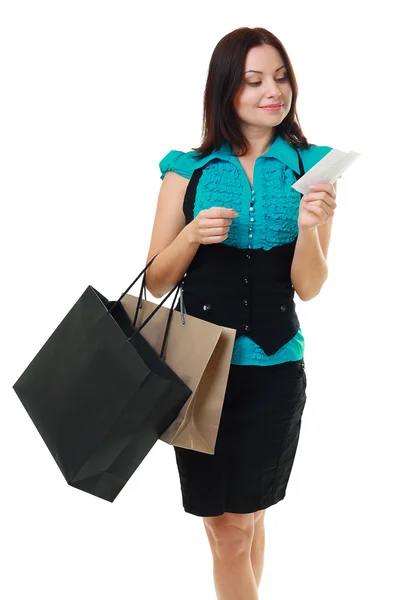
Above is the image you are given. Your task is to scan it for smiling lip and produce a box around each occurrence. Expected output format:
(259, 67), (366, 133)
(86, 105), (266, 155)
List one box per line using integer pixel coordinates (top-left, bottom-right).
(259, 103), (283, 108)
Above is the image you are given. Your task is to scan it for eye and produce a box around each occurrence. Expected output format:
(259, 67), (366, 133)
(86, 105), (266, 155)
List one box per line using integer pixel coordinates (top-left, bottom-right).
(247, 76), (289, 86)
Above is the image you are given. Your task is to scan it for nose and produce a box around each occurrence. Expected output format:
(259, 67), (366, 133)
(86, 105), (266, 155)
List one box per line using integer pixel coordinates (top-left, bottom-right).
(263, 79), (283, 98)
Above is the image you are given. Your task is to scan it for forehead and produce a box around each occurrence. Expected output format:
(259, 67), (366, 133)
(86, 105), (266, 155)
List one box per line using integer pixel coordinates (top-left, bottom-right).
(244, 45), (285, 73)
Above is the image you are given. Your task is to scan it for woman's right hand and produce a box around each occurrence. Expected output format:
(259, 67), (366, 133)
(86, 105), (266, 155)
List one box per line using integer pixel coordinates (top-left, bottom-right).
(188, 207), (239, 245)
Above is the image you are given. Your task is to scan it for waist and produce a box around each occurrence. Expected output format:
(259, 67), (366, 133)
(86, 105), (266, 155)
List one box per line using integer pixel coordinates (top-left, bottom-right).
(184, 242), (295, 290)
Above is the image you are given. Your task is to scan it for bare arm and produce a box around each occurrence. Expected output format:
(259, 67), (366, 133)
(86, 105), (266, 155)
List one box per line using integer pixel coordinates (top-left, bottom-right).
(290, 181), (337, 301)
(145, 171), (200, 298)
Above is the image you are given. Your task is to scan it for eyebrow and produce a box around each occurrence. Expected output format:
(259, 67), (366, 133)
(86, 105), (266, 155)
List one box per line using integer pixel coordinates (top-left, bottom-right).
(245, 65), (286, 74)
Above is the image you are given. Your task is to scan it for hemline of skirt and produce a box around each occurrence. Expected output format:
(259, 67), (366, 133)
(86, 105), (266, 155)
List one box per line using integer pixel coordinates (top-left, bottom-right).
(179, 490), (287, 518)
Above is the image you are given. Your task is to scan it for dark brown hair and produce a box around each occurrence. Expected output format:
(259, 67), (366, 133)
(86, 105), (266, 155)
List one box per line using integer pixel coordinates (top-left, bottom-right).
(191, 27), (315, 158)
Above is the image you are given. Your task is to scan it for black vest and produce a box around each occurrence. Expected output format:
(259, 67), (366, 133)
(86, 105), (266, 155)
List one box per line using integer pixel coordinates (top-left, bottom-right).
(174, 147), (305, 356)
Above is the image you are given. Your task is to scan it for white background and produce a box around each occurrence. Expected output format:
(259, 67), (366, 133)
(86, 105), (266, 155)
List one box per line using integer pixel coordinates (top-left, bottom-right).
(2, 1), (399, 599)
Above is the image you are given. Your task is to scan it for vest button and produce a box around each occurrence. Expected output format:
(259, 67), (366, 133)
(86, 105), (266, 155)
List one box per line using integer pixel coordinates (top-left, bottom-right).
(203, 304), (211, 312)
(280, 304), (286, 312)
(244, 276), (249, 284)
(242, 299), (248, 306)
(242, 324), (251, 332)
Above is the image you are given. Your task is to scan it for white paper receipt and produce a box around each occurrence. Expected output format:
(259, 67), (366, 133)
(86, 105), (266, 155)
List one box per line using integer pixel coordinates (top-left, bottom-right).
(291, 148), (361, 195)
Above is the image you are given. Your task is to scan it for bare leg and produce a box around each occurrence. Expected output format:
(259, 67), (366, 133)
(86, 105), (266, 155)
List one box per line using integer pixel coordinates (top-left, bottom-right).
(250, 509), (266, 589)
(203, 512), (258, 600)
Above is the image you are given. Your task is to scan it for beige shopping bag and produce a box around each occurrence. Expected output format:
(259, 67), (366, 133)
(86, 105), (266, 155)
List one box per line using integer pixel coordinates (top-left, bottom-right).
(121, 293), (236, 454)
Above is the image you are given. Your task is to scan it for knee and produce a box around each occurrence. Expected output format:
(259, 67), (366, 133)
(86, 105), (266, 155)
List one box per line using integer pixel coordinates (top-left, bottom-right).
(203, 513), (254, 559)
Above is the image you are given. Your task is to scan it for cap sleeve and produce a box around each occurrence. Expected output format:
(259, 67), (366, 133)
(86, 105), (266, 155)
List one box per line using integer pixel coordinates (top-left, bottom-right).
(159, 149), (198, 180)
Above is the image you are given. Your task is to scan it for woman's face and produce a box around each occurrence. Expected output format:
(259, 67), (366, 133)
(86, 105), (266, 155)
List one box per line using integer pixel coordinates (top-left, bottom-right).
(233, 44), (292, 131)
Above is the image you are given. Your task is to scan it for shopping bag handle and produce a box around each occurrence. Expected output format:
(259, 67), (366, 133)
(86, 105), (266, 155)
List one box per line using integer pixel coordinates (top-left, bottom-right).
(107, 253), (186, 360)
(131, 255), (186, 327)
(128, 281), (181, 350)
(131, 259), (187, 360)
(108, 252), (161, 310)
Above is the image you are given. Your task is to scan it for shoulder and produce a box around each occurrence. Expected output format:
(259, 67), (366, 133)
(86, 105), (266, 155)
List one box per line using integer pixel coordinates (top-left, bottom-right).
(298, 143), (333, 172)
(159, 149), (211, 180)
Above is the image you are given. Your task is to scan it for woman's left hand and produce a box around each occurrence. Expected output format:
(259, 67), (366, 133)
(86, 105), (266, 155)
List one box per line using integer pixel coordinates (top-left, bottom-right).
(298, 182), (337, 229)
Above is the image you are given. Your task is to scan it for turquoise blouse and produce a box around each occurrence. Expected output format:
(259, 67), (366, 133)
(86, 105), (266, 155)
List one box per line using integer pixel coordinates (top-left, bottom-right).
(159, 134), (333, 366)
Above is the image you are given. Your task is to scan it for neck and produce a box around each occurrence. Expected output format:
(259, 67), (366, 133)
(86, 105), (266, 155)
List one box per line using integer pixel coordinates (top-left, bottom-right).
(233, 131), (277, 157)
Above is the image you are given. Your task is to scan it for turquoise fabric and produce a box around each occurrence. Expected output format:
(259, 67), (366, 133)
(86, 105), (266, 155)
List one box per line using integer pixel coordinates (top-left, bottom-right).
(159, 135), (333, 366)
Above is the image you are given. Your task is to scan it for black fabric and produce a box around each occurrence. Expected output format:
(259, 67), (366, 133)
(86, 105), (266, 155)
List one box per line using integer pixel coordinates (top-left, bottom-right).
(174, 359), (307, 517)
(174, 146), (305, 356)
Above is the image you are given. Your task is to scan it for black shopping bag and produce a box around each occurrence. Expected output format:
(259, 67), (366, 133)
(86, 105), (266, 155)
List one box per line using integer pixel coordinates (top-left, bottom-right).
(12, 255), (191, 502)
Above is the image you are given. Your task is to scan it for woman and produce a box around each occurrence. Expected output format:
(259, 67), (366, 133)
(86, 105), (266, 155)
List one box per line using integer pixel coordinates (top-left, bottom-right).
(145, 27), (337, 600)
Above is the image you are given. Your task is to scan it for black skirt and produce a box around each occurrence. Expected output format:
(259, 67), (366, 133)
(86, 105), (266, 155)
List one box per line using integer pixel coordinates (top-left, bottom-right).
(173, 359), (307, 517)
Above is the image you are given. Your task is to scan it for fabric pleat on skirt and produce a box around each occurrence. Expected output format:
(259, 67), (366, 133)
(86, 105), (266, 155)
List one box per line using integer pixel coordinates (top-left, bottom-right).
(173, 359), (307, 517)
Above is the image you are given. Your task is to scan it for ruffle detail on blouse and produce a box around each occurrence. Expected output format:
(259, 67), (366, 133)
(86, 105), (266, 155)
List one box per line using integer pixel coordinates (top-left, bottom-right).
(231, 328), (305, 366)
(258, 158), (300, 251)
(194, 159), (245, 248)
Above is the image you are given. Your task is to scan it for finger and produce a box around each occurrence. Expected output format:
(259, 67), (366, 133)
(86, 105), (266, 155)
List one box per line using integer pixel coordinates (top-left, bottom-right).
(202, 218), (232, 228)
(304, 203), (332, 219)
(304, 194), (337, 210)
(306, 200), (335, 216)
(308, 183), (336, 199)
(209, 207), (238, 218)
